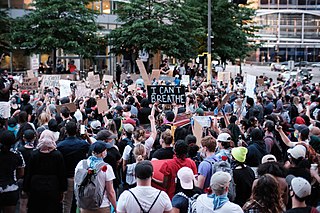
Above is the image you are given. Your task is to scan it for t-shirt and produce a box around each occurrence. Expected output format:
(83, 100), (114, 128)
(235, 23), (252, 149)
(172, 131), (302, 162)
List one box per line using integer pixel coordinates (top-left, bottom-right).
(20, 103), (33, 116)
(285, 206), (317, 213)
(198, 155), (218, 189)
(151, 147), (174, 160)
(172, 194), (189, 213)
(196, 194), (244, 213)
(122, 136), (155, 161)
(0, 77), (10, 102)
(117, 186), (172, 213)
(159, 157), (197, 199)
(0, 150), (25, 193)
(75, 160), (115, 208)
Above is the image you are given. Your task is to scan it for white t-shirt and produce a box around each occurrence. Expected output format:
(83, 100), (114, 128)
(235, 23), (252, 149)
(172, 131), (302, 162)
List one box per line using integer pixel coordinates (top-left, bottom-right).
(196, 194), (244, 213)
(117, 186), (172, 213)
(122, 136), (154, 160)
(74, 160), (115, 208)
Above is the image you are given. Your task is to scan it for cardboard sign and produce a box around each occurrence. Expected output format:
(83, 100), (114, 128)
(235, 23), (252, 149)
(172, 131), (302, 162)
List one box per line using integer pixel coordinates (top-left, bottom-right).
(147, 85), (186, 104)
(150, 70), (161, 81)
(97, 99), (108, 114)
(103, 75), (113, 82)
(193, 118), (203, 146)
(136, 59), (151, 85)
(88, 74), (100, 89)
(59, 80), (73, 98)
(181, 75), (190, 86)
(27, 70), (34, 78)
(104, 82), (113, 94)
(75, 82), (91, 98)
(217, 72), (231, 82)
(41, 75), (61, 88)
(20, 77), (38, 90)
(245, 74), (256, 98)
(56, 102), (77, 114)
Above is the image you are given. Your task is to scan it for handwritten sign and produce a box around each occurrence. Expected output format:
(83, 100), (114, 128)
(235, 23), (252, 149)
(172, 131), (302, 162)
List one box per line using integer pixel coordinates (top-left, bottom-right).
(41, 75), (61, 88)
(88, 74), (100, 89)
(20, 77), (38, 90)
(59, 80), (73, 98)
(181, 75), (190, 86)
(136, 59), (151, 85)
(245, 74), (256, 98)
(97, 99), (108, 114)
(217, 72), (231, 82)
(193, 116), (212, 128)
(75, 82), (91, 98)
(147, 85), (186, 104)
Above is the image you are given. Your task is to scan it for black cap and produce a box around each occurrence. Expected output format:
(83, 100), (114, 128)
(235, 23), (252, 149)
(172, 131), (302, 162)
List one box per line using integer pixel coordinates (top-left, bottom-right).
(23, 129), (35, 141)
(115, 106), (123, 111)
(135, 160), (153, 180)
(96, 130), (117, 141)
(91, 141), (108, 154)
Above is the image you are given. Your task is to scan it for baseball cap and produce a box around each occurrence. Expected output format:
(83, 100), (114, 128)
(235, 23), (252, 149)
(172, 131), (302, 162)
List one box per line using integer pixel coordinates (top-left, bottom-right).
(195, 108), (204, 116)
(123, 124), (134, 134)
(261, 154), (277, 164)
(286, 175), (311, 199)
(287, 145), (306, 159)
(91, 141), (108, 154)
(96, 130), (117, 141)
(23, 129), (36, 141)
(293, 124), (308, 133)
(231, 147), (248, 163)
(135, 160), (153, 180)
(115, 105), (123, 111)
(295, 116), (306, 125)
(217, 133), (231, 143)
(90, 120), (101, 130)
(210, 171), (231, 192)
(177, 167), (194, 190)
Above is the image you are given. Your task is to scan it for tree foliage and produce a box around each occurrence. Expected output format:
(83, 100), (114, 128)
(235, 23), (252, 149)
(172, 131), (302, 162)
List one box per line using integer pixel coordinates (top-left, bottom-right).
(108, 0), (205, 61)
(0, 10), (11, 53)
(11, 0), (104, 58)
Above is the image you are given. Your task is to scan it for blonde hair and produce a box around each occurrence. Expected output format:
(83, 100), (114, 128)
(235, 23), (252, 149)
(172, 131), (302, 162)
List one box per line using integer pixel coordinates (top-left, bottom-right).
(38, 112), (51, 126)
(133, 144), (146, 162)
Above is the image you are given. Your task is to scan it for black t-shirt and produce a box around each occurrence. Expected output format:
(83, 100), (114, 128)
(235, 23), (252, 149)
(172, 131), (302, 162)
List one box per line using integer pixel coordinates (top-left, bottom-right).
(103, 147), (121, 188)
(18, 146), (34, 165)
(21, 103), (33, 116)
(0, 150), (24, 188)
(285, 206), (315, 213)
(233, 166), (255, 207)
(152, 147), (174, 160)
(138, 107), (151, 125)
(0, 77), (10, 101)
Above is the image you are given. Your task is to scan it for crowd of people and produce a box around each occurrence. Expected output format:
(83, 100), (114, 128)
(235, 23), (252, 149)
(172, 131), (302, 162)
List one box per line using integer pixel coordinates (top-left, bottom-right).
(0, 61), (320, 213)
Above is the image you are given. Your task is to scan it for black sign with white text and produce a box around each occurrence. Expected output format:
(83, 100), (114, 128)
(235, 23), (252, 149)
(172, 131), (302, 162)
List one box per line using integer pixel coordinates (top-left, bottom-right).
(147, 85), (186, 104)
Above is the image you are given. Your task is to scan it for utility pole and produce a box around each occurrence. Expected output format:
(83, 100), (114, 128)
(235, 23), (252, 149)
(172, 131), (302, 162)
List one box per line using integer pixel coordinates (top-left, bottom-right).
(207, 0), (212, 84)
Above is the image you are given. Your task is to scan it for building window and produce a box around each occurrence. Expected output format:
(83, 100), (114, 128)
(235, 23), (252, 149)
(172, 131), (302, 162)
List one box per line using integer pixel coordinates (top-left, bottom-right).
(102, 0), (111, 14)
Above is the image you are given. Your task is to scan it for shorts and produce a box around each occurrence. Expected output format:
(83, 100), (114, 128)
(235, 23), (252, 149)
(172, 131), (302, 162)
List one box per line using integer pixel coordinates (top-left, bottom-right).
(0, 190), (19, 206)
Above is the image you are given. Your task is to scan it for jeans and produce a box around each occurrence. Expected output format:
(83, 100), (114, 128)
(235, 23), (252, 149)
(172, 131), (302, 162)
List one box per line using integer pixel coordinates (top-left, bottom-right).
(62, 178), (74, 213)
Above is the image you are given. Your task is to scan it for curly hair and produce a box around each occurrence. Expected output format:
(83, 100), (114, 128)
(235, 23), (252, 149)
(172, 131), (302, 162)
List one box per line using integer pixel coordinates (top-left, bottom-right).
(244, 174), (283, 213)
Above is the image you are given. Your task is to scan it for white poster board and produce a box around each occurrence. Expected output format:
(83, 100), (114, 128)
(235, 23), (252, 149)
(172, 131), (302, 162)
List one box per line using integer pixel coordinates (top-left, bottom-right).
(59, 80), (73, 98)
(181, 75), (190, 86)
(245, 74), (256, 98)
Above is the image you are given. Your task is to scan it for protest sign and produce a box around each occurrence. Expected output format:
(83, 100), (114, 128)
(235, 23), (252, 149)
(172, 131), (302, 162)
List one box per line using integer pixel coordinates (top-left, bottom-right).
(193, 116), (212, 128)
(181, 75), (190, 86)
(27, 70), (34, 78)
(56, 103), (77, 114)
(136, 59), (151, 85)
(103, 75), (113, 82)
(150, 69), (161, 81)
(245, 74), (256, 98)
(59, 80), (73, 98)
(75, 82), (91, 98)
(104, 82), (113, 94)
(20, 77), (38, 90)
(193, 118), (203, 146)
(41, 75), (61, 88)
(217, 72), (231, 82)
(147, 85), (186, 104)
(97, 99), (108, 114)
(88, 74), (100, 89)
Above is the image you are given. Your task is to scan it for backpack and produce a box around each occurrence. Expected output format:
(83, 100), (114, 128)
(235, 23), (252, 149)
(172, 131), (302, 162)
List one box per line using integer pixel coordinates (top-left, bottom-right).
(128, 143), (136, 165)
(74, 160), (107, 210)
(128, 189), (162, 213)
(264, 135), (283, 162)
(176, 192), (199, 213)
(206, 160), (236, 201)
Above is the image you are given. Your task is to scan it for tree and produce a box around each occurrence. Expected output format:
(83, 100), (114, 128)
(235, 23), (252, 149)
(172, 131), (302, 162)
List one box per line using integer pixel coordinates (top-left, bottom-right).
(0, 10), (11, 54)
(189, 0), (261, 64)
(11, 0), (104, 71)
(108, 0), (205, 61)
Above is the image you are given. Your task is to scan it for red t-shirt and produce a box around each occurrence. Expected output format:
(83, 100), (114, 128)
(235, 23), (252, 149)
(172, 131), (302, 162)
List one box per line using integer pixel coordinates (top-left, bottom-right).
(159, 157), (197, 199)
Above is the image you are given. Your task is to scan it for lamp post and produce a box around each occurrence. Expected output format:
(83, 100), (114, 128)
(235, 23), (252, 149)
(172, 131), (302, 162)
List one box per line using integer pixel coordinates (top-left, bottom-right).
(207, 0), (212, 84)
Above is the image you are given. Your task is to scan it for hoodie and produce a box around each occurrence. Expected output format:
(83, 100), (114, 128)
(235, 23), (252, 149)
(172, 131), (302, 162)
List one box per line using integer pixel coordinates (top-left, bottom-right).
(246, 140), (267, 167)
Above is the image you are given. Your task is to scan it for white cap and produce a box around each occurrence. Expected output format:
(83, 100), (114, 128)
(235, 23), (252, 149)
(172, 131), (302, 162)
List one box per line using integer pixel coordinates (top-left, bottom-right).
(287, 145), (306, 159)
(286, 175), (311, 199)
(177, 167), (194, 190)
(217, 133), (231, 142)
(261, 154), (277, 164)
